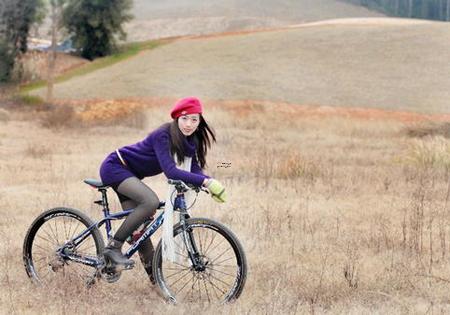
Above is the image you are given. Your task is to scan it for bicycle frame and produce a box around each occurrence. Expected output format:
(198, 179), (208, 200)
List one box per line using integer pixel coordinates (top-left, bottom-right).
(57, 186), (196, 268)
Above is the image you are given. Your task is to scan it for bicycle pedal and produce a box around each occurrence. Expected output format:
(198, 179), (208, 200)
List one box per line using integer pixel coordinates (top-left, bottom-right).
(110, 261), (135, 272)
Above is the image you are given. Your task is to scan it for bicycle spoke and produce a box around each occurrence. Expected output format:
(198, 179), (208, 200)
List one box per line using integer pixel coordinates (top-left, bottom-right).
(33, 242), (51, 252)
(36, 234), (55, 247)
(32, 240), (54, 253)
(205, 238), (226, 258)
(203, 276), (211, 303)
(42, 226), (59, 245)
(206, 276), (227, 295)
(211, 263), (236, 268)
(210, 247), (232, 264)
(209, 273), (232, 289)
(171, 260), (191, 269)
(198, 273), (202, 301)
(205, 266), (236, 278)
(164, 267), (191, 280)
(186, 275), (199, 301)
(69, 220), (82, 242)
(175, 273), (195, 295)
(164, 266), (190, 271)
(203, 229), (218, 255)
(46, 220), (60, 245)
(167, 268), (192, 288)
(54, 217), (59, 243)
(32, 256), (49, 264)
(195, 228), (204, 256)
(63, 216), (69, 241)
(213, 255), (235, 266)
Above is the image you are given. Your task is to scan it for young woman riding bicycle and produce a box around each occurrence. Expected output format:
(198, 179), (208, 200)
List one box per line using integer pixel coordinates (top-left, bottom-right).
(98, 97), (227, 276)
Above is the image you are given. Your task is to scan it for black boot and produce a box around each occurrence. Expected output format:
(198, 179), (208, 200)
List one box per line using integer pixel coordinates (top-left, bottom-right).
(103, 239), (135, 270)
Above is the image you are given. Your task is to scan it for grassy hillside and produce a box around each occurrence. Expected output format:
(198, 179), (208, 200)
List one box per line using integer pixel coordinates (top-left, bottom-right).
(125, 0), (383, 41)
(32, 19), (450, 114)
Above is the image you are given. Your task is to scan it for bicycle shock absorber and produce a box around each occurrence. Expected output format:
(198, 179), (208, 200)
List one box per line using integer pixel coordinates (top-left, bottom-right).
(180, 214), (205, 270)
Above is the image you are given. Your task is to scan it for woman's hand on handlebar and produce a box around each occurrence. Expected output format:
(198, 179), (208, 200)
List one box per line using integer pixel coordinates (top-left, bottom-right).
(203, 178), (227, 203)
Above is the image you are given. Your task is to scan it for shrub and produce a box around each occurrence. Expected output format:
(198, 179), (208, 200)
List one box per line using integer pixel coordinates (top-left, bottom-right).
(40, 105), (75, 129)
(404, 122), (450, 139)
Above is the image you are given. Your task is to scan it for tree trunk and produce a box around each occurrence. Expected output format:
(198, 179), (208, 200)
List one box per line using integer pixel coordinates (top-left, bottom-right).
(46, 2), (57, 104)
(447, 0), (450, 21)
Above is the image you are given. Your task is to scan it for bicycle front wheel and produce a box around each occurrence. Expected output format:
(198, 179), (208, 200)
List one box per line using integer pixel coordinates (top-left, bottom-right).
(153, 217), (247, 304)
(23, 207), (105, 287)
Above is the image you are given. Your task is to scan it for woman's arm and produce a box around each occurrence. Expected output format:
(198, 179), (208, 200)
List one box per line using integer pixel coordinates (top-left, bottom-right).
(153, 131), (209, 187)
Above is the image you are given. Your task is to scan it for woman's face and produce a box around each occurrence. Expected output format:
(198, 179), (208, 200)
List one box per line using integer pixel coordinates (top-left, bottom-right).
(178, 113), (200, 136)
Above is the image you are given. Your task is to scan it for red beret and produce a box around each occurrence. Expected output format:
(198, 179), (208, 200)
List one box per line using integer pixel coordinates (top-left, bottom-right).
(170, 97), (203, 119)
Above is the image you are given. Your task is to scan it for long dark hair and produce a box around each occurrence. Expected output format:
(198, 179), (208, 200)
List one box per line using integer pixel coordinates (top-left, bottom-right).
(163, 115), (216, 169)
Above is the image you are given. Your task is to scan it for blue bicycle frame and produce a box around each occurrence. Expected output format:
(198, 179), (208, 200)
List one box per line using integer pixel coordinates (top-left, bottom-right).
(58, 186), (189, 268)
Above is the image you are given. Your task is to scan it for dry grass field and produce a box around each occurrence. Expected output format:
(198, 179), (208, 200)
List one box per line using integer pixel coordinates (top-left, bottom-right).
(1, 100), (450, 314)
(31, 19), (450, 114)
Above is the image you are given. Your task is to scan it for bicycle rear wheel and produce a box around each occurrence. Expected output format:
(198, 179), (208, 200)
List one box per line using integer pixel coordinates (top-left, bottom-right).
(23, 207), (104, 287)
(153, 217), (247, 304)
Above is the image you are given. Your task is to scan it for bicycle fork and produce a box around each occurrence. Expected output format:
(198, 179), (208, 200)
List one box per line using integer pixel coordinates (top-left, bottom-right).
(179, 212), (206, 271)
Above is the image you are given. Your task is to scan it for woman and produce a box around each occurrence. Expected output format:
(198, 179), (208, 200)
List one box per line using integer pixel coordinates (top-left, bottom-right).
(99, 97), (227, 277)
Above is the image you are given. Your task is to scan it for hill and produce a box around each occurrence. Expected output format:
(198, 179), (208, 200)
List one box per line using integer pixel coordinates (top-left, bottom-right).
(126, 0), (384, 41)
(32, 18), (450, 114)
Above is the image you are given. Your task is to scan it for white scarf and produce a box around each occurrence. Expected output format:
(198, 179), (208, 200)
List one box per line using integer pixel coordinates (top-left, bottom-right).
(162, 154), (195, 262)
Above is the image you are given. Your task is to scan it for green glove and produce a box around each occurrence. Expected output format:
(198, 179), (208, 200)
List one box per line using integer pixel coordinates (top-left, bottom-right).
(207, 179), (227, 203)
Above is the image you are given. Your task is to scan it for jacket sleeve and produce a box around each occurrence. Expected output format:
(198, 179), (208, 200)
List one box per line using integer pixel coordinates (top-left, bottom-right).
(153, 131), (208, 187)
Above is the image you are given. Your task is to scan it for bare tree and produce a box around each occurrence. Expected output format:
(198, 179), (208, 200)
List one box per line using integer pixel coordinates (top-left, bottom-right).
(447, 0), (450, 21)
(408, 0), (414, 17)
(46, 0), (65, 103)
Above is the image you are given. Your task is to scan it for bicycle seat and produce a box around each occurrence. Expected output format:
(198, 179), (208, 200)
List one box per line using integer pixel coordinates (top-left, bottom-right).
(83, 179), (110, 189)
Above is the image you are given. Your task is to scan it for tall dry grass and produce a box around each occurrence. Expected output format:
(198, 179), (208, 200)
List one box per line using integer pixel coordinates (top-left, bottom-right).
(1, 104), (450, 314)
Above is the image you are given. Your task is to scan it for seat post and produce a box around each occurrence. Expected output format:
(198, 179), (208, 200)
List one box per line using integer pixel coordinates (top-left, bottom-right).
(99, 188), (113, 239)
(99, 188), (110, 213)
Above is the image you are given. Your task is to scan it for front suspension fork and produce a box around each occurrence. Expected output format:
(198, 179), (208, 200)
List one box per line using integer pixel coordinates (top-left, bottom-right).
(180, 213), (205, 270)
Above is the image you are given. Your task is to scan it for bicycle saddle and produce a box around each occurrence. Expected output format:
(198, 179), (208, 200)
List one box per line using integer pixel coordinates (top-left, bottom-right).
(83, 179), (110, 189)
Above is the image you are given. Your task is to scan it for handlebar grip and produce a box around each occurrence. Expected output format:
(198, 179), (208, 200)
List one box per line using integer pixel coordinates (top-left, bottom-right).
(167, 179), (208, 193)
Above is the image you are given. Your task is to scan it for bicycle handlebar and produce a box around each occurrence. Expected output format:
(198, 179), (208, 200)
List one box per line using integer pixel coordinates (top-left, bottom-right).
(167, 179), (209, 194)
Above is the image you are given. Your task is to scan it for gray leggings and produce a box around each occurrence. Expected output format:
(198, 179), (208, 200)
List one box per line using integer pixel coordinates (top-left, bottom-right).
(114, 177), (160, 267)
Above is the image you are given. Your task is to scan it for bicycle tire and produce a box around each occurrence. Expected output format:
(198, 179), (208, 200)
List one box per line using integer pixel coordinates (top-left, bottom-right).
(153, 217), (247, 304)
(23, 207), (105, 286)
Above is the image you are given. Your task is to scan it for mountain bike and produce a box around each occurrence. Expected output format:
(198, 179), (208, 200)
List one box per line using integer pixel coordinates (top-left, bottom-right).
(23, 178), (247, 304)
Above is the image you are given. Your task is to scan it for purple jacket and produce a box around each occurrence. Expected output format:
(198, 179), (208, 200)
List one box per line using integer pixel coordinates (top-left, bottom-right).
(100, 124), (210, 187)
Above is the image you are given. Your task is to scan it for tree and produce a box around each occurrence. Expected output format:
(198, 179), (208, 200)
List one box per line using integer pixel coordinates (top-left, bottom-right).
(46, 0), (67, 103)
(62, 0), (133, 60)
(0, 0), (45, 82)
(447, 0), (450, 20)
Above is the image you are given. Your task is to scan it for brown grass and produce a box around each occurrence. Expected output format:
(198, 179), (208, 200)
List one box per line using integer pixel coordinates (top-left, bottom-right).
(2, 101), (450, 313)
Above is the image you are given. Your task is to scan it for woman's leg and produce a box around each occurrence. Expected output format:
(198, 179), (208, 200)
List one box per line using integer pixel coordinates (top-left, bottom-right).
(103, 177), (159, 268)
(119, 199), (155, 283)
(114, 177), (160, 241)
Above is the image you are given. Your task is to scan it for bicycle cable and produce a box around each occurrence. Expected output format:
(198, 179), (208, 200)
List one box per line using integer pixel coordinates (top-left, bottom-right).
(169, 188), (199, 211)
